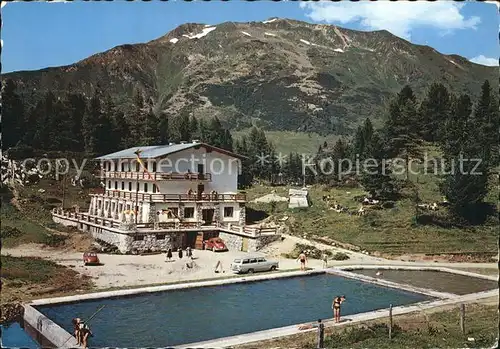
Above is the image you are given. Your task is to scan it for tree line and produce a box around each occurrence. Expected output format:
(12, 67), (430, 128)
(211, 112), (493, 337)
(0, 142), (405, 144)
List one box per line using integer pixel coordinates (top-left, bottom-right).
(2, 79), (498, 220)
(2, 81), (233, 155)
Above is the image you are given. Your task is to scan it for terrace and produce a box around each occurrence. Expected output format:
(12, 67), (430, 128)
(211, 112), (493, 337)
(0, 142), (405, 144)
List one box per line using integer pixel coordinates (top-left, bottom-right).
(89, 189), (246, 203)
(52, 209), (277, 238)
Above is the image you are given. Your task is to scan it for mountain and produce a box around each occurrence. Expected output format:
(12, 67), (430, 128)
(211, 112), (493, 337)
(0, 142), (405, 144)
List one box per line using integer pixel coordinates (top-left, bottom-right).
(4, 18), (495, 136)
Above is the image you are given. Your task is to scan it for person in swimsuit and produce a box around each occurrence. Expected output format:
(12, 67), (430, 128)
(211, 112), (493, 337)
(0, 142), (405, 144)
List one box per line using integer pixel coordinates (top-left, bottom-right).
(72, 318), (81, 345)
(79, 322), (92, 349)
(332, 295), (346, 323)
(297, 251), (307, 271)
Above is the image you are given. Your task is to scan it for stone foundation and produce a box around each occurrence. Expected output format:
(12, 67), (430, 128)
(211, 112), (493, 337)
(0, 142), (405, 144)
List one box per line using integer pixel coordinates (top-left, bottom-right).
(219, 232), (243, 251)
(218, 232), (281, 252)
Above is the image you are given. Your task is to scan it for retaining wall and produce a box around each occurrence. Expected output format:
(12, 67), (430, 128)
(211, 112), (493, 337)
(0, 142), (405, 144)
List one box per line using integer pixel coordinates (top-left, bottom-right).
(23, 305), (80, 348)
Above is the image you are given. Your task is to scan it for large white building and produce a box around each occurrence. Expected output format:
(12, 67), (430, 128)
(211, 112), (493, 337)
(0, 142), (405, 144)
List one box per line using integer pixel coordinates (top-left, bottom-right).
(53, 141), (279, 253)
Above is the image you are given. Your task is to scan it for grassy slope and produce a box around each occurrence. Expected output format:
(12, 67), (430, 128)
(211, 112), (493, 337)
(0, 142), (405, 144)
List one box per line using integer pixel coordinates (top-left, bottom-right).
(235, 302), (499, 349)
(245, 145), (498, 255)
(233, 130), (340, 154)
(1, 255), (94, 303)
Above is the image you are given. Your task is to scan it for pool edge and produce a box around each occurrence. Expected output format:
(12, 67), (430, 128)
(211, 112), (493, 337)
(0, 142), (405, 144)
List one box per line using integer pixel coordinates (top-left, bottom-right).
(177, 288), (499, 348)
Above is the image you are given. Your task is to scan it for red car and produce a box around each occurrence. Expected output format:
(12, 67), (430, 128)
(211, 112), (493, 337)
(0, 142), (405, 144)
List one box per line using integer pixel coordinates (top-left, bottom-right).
(83, 252), (100, 266)
(203, 237), (228, 252)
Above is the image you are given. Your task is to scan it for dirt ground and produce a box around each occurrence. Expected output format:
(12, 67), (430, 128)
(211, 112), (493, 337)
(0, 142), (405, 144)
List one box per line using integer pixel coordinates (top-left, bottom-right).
(2, 234), (497, 291)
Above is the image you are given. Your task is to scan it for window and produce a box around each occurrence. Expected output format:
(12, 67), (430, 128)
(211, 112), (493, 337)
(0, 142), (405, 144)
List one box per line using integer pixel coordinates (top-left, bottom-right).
(114, 181), (118, 190)
(152, 162), (157, 172)
(108, 180), (111, 189)
(144, 183), (148, 193)
(133, 235), (144, 241)
(257, 258), (266, 262)
(224, 207), (234, 218)
(156, 234), (165, 240)
(136, 182), (139, 192)
(197, 164), (204, 174)
(153, 184), (157, 193)
(250, 258), (257, 263)
(184, 207), (195, 218)
(242, 259), (250, 264)
(121, 182), (124, 190)
(129, 182), (132, 191)
(136, 162), (140, 172)
(121, 162), (125, 172)
(167, 208), (178, 219)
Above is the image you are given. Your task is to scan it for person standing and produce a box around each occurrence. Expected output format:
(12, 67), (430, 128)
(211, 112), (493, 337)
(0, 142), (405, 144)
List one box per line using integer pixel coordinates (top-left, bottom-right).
(332, 295), (346, 323)
(297, 251), (307, 271)
(72, 318), (81, 345)
(322, 253), (328, 269)
(178, 248), (183, 259)
(79, 322), (92, 349)
(165, 248), (173, 262)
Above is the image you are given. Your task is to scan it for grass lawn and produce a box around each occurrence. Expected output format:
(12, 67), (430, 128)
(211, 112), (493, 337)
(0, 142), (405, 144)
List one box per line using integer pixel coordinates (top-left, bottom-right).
(235, 302), (499, 349)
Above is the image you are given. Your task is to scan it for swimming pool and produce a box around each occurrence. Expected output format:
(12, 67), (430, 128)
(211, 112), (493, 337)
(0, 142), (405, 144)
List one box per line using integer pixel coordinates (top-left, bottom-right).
(35, 274), (432, 347)
(1, 322), (39, 349)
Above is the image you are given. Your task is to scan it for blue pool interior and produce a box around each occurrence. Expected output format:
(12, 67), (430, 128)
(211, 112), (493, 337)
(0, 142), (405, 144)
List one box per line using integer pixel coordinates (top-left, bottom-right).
(32, 274), (432, 347)
(1, 322), (39, 349)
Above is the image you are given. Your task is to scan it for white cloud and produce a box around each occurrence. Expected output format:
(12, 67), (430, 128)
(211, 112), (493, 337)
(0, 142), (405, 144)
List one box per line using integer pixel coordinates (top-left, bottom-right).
(470, 55), (499, 66)
(300, 2), (480, 40)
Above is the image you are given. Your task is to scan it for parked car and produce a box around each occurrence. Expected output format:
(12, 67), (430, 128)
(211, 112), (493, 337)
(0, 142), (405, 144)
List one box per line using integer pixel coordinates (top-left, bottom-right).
(230, 256), (279, 274)
(83, 252), (100, 266)
(203, 237), (228, 252)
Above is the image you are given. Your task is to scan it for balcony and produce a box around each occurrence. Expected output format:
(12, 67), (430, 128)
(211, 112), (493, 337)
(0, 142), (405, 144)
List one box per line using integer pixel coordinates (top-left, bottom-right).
(99, 171), (212, 182)
(52, 209), (277, 238)
(89, 190), (246, 202)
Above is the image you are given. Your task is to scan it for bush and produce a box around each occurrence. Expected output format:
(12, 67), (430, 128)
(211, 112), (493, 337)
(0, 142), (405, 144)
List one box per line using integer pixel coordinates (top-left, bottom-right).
(332, 252), (350, 260)
(283, 243), (333, 259)
(43, 234), (68, 247)
(1, 226), (23, 239)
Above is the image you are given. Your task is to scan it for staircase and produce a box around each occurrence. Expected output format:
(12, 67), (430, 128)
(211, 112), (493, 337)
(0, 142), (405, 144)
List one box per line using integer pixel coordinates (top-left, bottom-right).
(195, 232), (204, 250)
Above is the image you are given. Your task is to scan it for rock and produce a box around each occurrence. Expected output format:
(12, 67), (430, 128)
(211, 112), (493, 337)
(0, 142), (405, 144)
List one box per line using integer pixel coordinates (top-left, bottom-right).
(0, 303), (24, 324)
(38, 189), (46, 193)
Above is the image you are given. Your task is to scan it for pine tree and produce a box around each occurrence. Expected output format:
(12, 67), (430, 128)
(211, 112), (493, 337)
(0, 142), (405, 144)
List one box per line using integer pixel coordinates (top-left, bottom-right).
(360, 133), (396, 199)
(158, 111), (170, 144)
(32, 91), (57, 150)
(440, 94), (472, 158)
(471, 80), (498, 165)
(418, 83), (451, 142)
(385, 87), (422, 180)
(1, 79), (25, 149)
(440, 87), (492, 221)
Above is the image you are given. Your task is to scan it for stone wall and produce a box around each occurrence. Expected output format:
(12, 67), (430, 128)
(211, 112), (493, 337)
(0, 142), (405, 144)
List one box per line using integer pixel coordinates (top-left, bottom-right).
(130, 232), (180, 252)
(239, 203), (246, 225)
(219, 232), (243, 251)
(88, 225), (132, 254)
(248, 234), (282, 252)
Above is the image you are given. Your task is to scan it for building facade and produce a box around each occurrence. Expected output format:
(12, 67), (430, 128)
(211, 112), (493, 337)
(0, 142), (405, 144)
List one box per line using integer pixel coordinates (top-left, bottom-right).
(52, 141), (279, 253)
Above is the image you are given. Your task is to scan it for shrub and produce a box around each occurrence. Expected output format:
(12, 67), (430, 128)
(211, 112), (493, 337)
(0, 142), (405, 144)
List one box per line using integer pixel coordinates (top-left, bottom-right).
(332, 252), (350, 260)
(1, 226), (23, 239)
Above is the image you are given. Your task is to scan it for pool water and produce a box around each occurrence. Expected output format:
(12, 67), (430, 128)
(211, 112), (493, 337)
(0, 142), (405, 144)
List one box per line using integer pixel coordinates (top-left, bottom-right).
(37, 274), (431, 347)
(1, 322), (39, 349)
(351, 270), (499, 295)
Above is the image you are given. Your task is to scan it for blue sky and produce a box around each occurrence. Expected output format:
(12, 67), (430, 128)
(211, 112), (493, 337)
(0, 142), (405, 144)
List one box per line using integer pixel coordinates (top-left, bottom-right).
(1, 0), (498, 73)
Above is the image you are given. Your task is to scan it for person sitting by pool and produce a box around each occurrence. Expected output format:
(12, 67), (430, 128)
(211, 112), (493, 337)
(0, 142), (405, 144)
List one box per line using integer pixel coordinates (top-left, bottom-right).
(297, 251), (307, 271)
(78, 322), (93, 349)
(72, 318), (81, 345)
(332, 295), (346, 323)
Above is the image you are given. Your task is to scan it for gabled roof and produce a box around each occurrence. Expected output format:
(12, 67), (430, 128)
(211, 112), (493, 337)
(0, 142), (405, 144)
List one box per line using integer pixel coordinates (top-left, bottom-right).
(95, 142), (246, 160)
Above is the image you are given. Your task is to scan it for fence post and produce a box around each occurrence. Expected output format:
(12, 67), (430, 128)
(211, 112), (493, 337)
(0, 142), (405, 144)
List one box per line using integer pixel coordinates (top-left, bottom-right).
(460, 304), (465, 335)
(389, 304), (393, 340)
(316, 319), (324, 349)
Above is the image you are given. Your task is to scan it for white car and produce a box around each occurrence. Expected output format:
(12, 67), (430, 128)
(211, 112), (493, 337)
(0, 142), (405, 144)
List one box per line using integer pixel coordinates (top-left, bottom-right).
(230, 256), (279, 274)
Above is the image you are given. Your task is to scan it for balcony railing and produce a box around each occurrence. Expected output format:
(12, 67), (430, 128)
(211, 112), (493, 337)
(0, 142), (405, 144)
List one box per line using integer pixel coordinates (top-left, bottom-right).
(52, 209), (277, 237)
(100, 171), (212, 182)
(90, 190), (246, 202)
